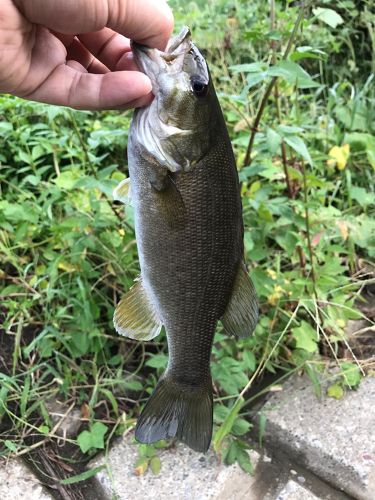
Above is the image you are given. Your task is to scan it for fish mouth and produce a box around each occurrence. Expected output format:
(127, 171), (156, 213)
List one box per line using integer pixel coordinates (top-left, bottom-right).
(131, 26), (191, 75)
(131, 26), (208, 90)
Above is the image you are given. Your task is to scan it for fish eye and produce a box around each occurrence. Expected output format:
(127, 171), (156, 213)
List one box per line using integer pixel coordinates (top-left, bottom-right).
(191, 76), (209, 98)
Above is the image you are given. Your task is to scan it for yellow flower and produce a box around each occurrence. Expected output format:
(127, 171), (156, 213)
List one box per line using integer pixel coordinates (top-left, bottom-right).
(268, 284), (285, 306)
(267, 269), (277, 280)
(327, 144), (350, 170)
(336, 220), (349, 241)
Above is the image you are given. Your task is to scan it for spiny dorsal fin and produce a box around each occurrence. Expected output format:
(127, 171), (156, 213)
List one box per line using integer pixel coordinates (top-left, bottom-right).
(113, 178), (132, 205)
(114, 279), (162, 341)
(221, 262), (259, 339)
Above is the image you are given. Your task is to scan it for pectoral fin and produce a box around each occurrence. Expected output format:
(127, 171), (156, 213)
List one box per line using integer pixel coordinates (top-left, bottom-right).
(114, 279), (162, 341)
(113, 178), (132, 205)
(152, 174), (186, 230)
(221, 262), (259, 339)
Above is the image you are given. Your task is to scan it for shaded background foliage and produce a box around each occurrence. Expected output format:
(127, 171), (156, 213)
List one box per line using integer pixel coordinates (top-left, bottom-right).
(0, 0), (374, 473)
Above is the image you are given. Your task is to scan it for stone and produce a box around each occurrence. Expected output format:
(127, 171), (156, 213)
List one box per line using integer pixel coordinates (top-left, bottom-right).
(44, 399), (82, 439)
(0, 458), (52, 500)
(258, 374), (375, 500)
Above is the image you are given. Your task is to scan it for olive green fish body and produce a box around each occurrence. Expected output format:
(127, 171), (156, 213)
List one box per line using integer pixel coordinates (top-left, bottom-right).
(114, 28), (258, 452)
(129, 106), (242, 384)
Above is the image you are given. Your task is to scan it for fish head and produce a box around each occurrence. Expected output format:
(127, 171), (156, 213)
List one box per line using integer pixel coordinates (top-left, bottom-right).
(131, 27), (215, 172)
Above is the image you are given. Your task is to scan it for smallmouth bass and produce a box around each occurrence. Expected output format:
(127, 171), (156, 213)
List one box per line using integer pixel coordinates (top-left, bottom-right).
(113, 27), (258, 452)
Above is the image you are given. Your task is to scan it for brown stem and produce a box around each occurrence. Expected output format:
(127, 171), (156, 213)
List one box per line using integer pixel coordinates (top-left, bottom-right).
(269, 3), (307, 274)
(301, 159), (318, 299)
(243, 3), (308, 167)
(274, 83), (294, 199)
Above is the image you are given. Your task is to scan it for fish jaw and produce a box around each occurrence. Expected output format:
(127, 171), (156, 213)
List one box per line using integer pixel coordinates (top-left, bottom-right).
(131, 26), (208, 95)
(129, 26), (212, 173)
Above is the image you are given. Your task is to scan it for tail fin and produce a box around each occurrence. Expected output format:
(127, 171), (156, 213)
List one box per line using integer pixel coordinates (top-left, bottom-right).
(135, 376), (213, 453)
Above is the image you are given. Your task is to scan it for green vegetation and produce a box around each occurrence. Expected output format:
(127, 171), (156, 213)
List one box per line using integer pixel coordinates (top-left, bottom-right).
(1, 0), (374, 476)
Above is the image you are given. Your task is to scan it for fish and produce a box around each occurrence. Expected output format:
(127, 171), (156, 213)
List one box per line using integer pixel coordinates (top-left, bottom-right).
(113, 27), (258, 453)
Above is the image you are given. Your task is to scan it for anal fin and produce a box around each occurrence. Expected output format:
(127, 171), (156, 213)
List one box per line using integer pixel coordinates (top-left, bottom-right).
(221, 262), (259, 339)
(114, 279), (162, 341)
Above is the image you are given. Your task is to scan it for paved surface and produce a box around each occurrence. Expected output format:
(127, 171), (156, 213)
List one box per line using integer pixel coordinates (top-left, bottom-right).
(275, 480), (320, 500)
(259, 374), (375, 500)
(91, 439), (261, 499)
(90, 435), (344, 500)
(0, 458), (52, 500)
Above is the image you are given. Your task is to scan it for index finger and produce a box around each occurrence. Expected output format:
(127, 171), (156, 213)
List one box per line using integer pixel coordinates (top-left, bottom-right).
(14, 0), (174, 50)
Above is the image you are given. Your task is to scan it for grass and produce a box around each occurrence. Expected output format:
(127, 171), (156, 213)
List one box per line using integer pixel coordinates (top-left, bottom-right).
(0, 0), (374, 477)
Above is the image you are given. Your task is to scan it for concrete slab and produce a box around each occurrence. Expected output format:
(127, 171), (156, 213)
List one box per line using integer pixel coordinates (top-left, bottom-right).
(0, 458), (52, 500)
(92, 437), (261, 500)
(91, 435), (339, 499)
(259, 374), (375, 500)
(276, 480), (321, 500)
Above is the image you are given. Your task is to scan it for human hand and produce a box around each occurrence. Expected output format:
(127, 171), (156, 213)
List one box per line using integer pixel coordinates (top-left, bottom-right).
(0, 0), (173, 110)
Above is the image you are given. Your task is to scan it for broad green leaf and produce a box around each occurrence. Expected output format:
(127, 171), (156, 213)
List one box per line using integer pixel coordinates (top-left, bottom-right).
(145, 354), (168, 369)
(327, 383), (344, 399)
(0, 201), (39, 224)
(232, 418), (251, 436)
(123, 379), (143, 392)
(292, 321), (318, 353)
(339, 362), (362, 388)
(214, 404), (230, 424)
(345, 132), (375, 168)
(237, 449), (253, 474)
(267, 61), (320, 89)
(4, 440), (17, 452)
(150, 456), (162, 475)
(54, 170), (80, 190)
(224, 440), (238, 465)
(283, 135), (313, 165)
(313, 8), (344, 29)
(349, 187), (374, 207)
(246, 73), (266, 90)
(230, 62), (265, 73)
(266, 128), (282, 154)
(290, 46), (327, 62)
(77, 422), (108, 453)
(242, 351), (256, 372)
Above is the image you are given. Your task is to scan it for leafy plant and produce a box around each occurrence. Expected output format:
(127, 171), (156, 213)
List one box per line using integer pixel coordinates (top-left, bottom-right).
(0, 0), (374, 480)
